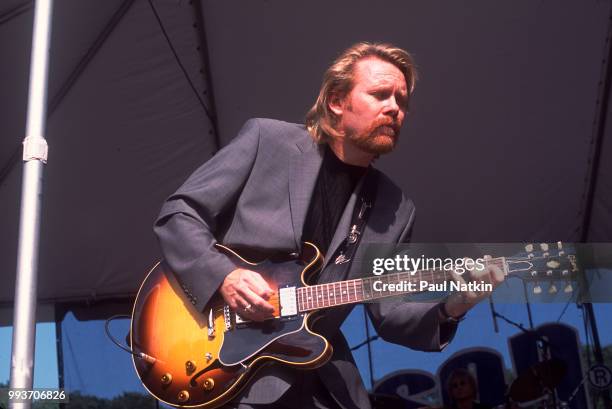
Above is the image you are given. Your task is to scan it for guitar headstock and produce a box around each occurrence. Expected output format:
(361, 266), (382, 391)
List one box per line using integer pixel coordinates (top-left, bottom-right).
(504, 242), (579, 295)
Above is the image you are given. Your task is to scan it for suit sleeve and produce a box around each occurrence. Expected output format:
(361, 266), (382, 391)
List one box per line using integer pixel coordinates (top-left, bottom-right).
(365, 200), (459, 352)
(154, 119), (261, 312)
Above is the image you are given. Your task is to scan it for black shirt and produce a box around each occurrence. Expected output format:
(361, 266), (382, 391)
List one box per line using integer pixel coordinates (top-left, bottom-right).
(302, 146), (367, 255)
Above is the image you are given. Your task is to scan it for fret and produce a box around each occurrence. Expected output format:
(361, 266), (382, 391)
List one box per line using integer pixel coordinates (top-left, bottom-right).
(317, 285), (325, 307)
(362, 278), (369, 300)
(342, 281), (348, 303)
(298, 287), (302, 311)
(343, 282), (349, 303)
(347, 281), (352, 303)
(332, 282), (338, 306)
(323, 285), (328, 307)
(308, 286), (313, 310)
(363, 278), (371, 300)
(357, 280), (364, 302)
(385, 274), (391, 297)
(345, 281), (350, 303)
(325, 283), (331, 308)
(333, 282), (338, 305)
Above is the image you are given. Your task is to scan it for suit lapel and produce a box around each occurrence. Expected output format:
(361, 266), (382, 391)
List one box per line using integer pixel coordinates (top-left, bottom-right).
(288, 137), (324, 250)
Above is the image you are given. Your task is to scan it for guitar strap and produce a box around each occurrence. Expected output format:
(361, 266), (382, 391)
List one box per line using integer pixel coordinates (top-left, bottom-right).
(317, 168), (378, 284)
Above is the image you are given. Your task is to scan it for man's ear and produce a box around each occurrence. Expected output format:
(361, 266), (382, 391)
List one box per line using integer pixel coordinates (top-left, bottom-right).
(328, 93), (345, 116)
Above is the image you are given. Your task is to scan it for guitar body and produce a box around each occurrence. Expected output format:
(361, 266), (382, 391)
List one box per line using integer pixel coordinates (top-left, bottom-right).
(130, 242), (331, 408)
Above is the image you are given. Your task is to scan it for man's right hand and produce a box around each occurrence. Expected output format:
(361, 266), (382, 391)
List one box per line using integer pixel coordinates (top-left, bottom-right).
(219, 268), (275, 321)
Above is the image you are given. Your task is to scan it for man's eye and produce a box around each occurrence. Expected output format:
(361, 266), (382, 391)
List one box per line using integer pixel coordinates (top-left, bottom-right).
(372, 91), (389, 100)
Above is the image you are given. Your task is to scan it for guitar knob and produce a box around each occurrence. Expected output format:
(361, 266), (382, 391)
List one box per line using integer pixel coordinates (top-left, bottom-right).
(203, 378), (215, 391)
(177, 390), (190, 403)
(160, 373), (172, 385)
(186, 360), (196, 374)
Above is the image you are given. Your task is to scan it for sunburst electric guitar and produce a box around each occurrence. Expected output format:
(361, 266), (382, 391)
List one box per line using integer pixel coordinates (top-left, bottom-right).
(130, 242), (578, 408)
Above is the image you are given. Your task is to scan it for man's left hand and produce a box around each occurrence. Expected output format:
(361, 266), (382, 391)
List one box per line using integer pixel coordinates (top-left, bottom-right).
(443, 256), (505, 319)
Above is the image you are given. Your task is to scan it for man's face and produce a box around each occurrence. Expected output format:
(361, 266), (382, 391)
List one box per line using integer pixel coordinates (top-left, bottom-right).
(450, 377), (475, 401)
(333, 57), (408, 155)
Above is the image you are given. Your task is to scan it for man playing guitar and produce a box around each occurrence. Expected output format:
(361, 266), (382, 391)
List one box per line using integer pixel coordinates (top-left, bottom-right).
(153, 42), (504, 409)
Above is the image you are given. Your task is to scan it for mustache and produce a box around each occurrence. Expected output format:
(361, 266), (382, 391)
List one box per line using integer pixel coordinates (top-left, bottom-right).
(368, 118), (400, 136)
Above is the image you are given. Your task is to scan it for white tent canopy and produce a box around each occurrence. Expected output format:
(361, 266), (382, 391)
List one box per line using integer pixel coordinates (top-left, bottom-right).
(1, 0), (611, 307)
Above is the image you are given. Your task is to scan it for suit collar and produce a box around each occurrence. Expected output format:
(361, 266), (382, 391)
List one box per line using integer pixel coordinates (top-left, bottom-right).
(288, 137), (324, 250)
(289, 134), (375, 270)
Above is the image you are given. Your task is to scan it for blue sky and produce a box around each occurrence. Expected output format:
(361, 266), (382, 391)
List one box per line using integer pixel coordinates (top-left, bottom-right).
(0, 322), (59, 388)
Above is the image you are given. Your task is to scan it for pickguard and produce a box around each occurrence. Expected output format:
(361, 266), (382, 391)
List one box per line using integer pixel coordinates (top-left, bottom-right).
(219, 314), (305, 365)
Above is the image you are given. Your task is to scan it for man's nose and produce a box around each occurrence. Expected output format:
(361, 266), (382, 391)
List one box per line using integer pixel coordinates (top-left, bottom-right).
(384, 96), (400, 117)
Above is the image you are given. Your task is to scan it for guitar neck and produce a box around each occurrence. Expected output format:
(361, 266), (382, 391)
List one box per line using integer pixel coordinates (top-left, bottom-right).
(296, 258), (507, 312)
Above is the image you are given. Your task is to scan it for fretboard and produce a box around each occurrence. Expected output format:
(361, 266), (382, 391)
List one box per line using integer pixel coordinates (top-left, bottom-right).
(296, 258), (506, 312)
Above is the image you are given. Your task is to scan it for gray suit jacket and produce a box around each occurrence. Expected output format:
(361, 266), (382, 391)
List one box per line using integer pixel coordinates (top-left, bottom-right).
(154, 118), (455, 409)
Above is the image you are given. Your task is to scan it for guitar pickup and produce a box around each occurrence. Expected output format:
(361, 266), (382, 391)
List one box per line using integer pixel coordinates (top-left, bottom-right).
(279, 286), (298, 317)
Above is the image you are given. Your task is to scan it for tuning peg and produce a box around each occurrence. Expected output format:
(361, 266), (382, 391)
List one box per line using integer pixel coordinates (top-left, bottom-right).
(549, 284), (558, 294)
(564, 282), (573, 293)
(569, 255), (579, 272)
(533, 284), (542, 294)
(540, 243), (549, 251)
(525, 244), (534, 252)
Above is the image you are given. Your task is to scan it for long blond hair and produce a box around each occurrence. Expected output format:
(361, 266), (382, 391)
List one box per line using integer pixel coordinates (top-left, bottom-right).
(305, 42), (417, 143)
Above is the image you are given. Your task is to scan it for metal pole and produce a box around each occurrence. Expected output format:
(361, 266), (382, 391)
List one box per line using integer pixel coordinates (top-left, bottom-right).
(9, 1), (53, 408)
(363, 306), (375, 388)
(521, 281), (534, 329)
